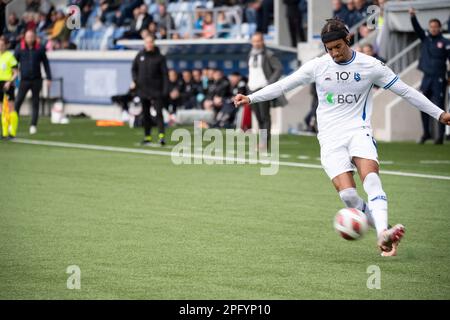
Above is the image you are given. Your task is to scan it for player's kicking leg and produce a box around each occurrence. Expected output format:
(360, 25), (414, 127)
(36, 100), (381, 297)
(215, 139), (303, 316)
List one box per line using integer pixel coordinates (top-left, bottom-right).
(332, 171), (375, 228)
(353, 157), (405, 256)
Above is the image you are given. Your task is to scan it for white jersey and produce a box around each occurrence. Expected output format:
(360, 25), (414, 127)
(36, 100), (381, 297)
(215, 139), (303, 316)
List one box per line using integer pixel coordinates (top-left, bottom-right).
(248, 50), (444, 142)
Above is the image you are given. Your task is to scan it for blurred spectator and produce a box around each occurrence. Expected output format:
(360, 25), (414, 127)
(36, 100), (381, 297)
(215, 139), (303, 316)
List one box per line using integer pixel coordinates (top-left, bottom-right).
(244, 1), (259, 24)
(447, 14), (450, 33)
(194, 9), (205, 35)
(139, 28), (150, 39)
(361, 43), (385, 63)
(0, 1), (6, 37)
(40, 0), (53, 15)
(358, 23), (370, 39)
(153, 3), (175, 32)
(171, 32), (181, 40)
(114, 0), (144, 27)
(180, 69), (201, 109)
(122, 5), (152, 40)
(201, 68), (213, 94)
(256, 0), (273, 34)
(22, 12), (38, 32)
(36, 12), (51, 38)
(203, 69), (230, 110)
(26, 0), (41, 13)
(192, 68), (206, 103)
(213, 0), (238, 6)
(284, 0), (305, 47)
(158, 26), (168, 40)
(332, 0), (348, 22)
(344, 0), (361, 28)
(354, 0), (369, 20)
(47, 10), (70, 42)
(3, 13), (22, 50)
(410, 8), (449, 145)
(217, 11), (231, 38)
(207, 69), (230, 100)
(228, 71), (247, 97)
(147, 21), (158, 38)
(100, 0), (121, 25)
(79, 2), (94, 28)
(202, 12), (216, 39)
(211, 95), (237, 129)
(167, 69), (184, 113)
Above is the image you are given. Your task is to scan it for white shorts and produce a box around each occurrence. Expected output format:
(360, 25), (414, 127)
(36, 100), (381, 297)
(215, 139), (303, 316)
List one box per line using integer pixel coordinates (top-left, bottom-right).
(319, 127), (379, 180)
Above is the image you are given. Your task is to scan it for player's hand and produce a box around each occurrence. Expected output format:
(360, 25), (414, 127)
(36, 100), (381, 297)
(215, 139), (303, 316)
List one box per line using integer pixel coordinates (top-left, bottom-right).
(3, 81), (11, 90)
(233, 94), (249, 107)
(439, 112), (450, 126)
(409, 8), (416, 16)
(130, 81), (136, 90)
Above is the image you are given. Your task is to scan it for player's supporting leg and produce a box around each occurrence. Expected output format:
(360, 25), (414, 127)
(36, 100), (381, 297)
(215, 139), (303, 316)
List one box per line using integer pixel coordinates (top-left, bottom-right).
(363, 172), (388, 236)
(353, 157), (405, 255)
(353, 158), (388, 236)
(333, 172), (375, 228)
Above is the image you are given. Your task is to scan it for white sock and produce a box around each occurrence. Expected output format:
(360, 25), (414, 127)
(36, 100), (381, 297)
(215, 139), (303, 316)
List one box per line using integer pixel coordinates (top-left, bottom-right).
(338, 187), (375, 228)
(363, 172), (388, 237)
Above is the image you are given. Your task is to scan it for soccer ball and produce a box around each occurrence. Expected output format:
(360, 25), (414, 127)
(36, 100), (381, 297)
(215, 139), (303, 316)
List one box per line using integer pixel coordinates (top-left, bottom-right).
(334, 208), (369, 240)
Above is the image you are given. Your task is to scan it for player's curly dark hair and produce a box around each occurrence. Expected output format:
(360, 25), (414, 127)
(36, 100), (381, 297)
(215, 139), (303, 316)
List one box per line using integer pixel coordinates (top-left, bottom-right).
(320, 18), (350, 44)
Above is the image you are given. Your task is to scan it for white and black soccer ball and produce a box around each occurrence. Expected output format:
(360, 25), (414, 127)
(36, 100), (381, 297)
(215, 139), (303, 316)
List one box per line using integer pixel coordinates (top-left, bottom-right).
(334, 208), (369, 240)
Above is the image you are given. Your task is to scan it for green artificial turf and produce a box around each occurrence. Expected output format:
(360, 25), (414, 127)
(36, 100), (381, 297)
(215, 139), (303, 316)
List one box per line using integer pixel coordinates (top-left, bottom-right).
(0, 117), (449, 299)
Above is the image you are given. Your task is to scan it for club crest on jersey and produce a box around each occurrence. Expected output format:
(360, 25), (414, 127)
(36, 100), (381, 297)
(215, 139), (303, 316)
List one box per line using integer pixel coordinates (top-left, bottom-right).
(354, 72), (361, 82)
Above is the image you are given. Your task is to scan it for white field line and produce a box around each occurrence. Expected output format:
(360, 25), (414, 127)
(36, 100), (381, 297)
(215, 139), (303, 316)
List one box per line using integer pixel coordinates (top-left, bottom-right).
(420, 160), (450, 164)
(11, 138), (450, 181)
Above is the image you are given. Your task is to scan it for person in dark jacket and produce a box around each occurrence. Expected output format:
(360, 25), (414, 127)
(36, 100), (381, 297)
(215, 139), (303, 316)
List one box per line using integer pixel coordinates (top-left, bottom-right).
(283, 0), (305, 47)
(332, 0), (348, 23)
(247, 32), (286, 151)
(14, 29), (52, 135)
(131, 34), (169, 145)
(180, 70), (200, 110)
(410, 8), (450, 145)
(203, 69), (230, 111)
(167, 69), (183, 114)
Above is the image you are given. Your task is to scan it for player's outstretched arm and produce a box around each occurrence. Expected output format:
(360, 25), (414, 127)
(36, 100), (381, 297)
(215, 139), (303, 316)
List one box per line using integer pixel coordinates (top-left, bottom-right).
(388, 78), (450, 125)
(233, 59), (317, 107)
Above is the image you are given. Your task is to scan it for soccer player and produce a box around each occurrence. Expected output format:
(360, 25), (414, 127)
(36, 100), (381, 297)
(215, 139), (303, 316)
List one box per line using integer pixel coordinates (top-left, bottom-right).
(0, 36), (18, 140)
(234, 18), (450, 256)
